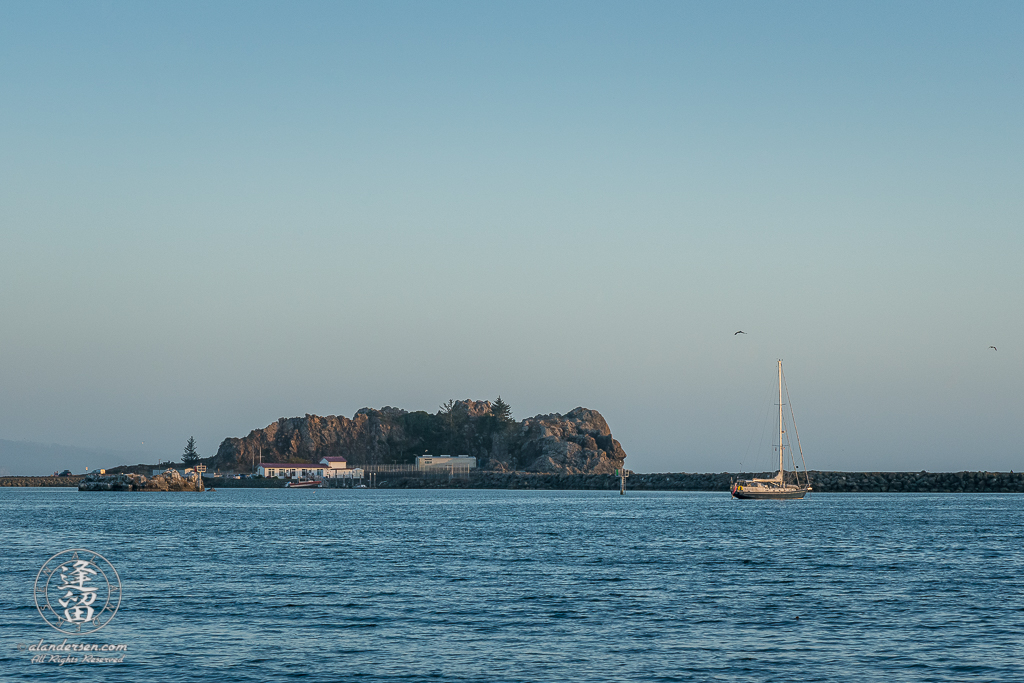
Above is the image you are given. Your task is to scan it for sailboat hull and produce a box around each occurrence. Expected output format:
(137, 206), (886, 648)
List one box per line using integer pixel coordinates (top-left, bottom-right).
(731, 487), (807, 500)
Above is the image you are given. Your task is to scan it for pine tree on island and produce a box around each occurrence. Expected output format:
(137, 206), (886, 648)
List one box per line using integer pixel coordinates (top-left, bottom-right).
(439, 399), (457, 432)
(182, 436), (200, 465)
(492, 396), (513, 428)
(439, 399), (458, 454)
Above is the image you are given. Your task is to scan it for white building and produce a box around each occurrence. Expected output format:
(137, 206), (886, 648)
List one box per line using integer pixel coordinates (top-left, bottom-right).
(152, 468), (197, 477)
(415, 454), (477, 470)
(258, 462), (325, 480)
(319, 456), (363, 479)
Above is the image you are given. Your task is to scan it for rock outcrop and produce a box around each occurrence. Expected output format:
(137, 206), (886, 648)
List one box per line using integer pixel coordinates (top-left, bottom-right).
(213, 401), (627, 475)
(78, 469), (202, 492)
(513, 408), (627, 474)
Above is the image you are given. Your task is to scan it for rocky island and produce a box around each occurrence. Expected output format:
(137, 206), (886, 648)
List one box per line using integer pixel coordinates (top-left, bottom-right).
(78, 468), (202, 492)
(213, 400), (628, 475)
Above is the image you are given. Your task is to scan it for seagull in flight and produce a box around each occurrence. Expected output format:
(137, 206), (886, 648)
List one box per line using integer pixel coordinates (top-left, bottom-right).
(734, 330), (747, 335)
(989, 346), (997, 351)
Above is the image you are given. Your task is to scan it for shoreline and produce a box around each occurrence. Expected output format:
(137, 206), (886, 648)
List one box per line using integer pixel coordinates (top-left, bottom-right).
(2, 470), (1021, 493)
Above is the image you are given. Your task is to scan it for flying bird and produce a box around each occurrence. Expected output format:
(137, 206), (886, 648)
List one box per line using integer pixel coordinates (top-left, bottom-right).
(989, 346), (997, 351)
(734, 330), (747, 335)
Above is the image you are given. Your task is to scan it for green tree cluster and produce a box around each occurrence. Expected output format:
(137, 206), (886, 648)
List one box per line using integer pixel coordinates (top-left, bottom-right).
(333, 397), (517, 465)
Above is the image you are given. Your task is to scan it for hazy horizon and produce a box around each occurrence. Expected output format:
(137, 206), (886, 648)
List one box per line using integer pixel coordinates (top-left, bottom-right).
(1, 2), (1021, 476)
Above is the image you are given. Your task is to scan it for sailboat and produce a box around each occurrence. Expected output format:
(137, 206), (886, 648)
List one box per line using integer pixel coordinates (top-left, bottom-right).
(730, 360), (811, 500)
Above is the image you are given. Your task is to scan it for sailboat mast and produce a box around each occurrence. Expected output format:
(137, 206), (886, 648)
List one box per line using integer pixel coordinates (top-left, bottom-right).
(778, 359), (784, 480)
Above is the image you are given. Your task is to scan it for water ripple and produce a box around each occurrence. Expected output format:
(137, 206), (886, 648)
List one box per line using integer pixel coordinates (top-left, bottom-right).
(1, 489), (1021, 682)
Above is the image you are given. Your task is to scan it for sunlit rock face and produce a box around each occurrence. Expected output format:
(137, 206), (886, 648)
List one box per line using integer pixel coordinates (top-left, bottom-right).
(214, 402), (627, 475)
(516, 408), (628, 475)
(78, 470), (202, 492)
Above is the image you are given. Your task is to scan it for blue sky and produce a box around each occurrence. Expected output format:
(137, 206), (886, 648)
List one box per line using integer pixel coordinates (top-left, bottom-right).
(1, 1), (1021, 474)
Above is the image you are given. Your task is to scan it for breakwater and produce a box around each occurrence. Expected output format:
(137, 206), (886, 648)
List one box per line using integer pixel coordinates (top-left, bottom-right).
(0, 475), (84, 487)
(802, 470), (1023, 493)
(3, 471), (1021, 492)
(374, 470), (1024, 493)
(630, 470), (1024, 493)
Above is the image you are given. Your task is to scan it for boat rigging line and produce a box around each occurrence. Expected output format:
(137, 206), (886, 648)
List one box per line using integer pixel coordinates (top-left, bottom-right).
(781, 365), (809, 489)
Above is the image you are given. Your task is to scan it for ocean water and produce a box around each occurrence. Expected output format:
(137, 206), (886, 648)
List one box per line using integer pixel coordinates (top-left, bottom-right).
(1, 488), (1022, 682)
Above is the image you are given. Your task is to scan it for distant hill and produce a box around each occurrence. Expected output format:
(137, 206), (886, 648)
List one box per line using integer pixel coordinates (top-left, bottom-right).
(0, 440), (172, 477)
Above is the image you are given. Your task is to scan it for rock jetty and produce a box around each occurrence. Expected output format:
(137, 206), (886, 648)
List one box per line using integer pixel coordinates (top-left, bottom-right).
(0, 475), (83, 487)
(214, 401), (628, 475)
(77, 469), (202, 492)
(803, 470), (1024, 493)
(359, 470), (1024, 492)
(9, 469), (1020, 493)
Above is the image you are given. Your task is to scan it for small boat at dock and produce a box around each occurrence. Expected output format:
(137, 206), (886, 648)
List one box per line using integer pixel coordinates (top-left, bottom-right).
(284, 480), (322, 488)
